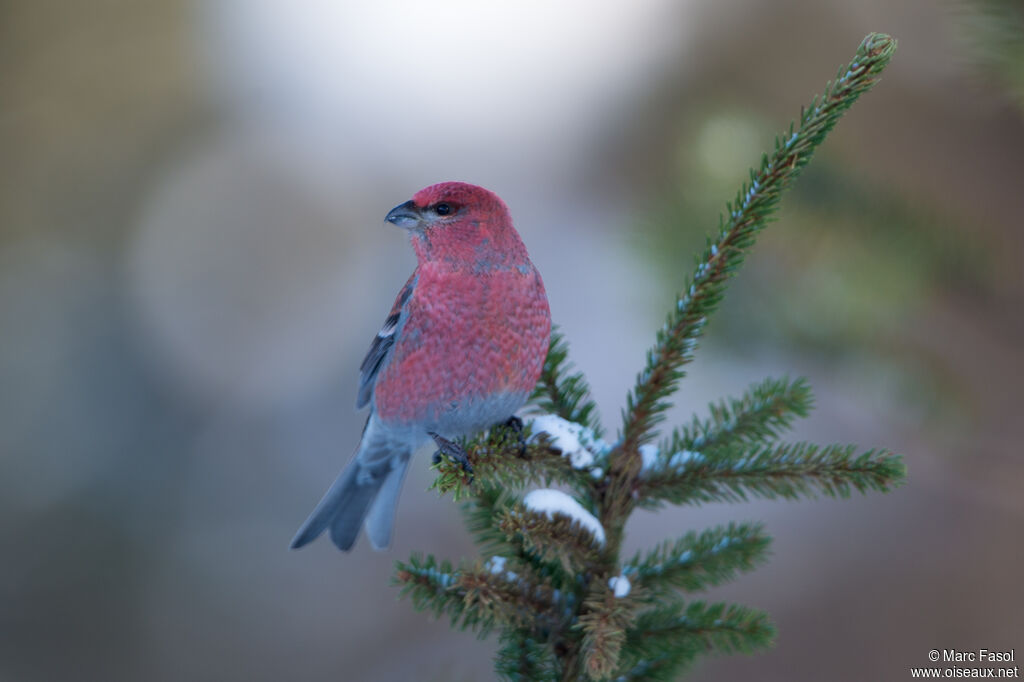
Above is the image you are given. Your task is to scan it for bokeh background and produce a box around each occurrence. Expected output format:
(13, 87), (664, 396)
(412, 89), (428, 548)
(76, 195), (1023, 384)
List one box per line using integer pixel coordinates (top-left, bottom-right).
(2, 1), (1022, 680)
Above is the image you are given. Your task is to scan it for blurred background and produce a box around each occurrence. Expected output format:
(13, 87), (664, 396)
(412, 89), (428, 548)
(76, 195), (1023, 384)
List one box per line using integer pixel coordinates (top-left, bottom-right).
(1, 1), (1022, 680)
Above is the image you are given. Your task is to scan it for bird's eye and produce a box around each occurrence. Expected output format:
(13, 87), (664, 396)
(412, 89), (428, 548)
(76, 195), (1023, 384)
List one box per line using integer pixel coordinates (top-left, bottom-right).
(434, 203), (452, 216)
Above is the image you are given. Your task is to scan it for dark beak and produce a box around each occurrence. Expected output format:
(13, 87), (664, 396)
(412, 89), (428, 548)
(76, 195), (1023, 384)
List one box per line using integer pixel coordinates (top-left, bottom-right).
(385, 200), (421, 229)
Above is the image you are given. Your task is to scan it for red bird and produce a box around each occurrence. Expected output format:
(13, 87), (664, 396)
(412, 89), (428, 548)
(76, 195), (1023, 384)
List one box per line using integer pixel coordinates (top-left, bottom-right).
(291, 182), (551, 551)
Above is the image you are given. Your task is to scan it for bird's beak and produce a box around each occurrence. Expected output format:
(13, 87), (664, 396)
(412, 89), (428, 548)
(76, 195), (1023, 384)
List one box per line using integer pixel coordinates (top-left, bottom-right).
(385, 200), (422, 229)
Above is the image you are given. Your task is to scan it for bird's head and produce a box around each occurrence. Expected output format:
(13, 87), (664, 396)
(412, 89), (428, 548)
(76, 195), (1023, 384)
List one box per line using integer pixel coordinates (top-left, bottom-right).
(385, 182), (526, 265)
(385, 182), (509, 231)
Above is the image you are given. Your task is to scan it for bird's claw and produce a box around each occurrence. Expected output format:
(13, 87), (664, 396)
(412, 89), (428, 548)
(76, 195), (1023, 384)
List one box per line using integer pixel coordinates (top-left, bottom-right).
(429, 431), (474, 476)
(503, 415), (524, 436)
(501, 415), (528, 456)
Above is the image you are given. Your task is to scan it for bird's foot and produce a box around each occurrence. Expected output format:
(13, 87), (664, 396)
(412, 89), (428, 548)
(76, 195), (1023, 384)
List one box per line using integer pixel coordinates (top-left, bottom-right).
(503, 415), (524, 436)
(499, 415), (528, 456)
(429, 431), (474, 476)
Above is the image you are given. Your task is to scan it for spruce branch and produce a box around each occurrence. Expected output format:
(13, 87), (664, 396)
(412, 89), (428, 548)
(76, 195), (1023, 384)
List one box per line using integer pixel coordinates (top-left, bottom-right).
(431, 426), (580, 499)
(667, 377), (813, 455)
(638, 442), (907, 508)
(578, 581), (638, 681)
(461, 485), (518, 558)
(394, 554), (489, 630)
(530, 326), (604, 437)
(614, 651), (700, 682)
(394, 553), (575, 636)
(500, 505), (605, 574)
(621, 601), (775, 674)
(617, 33), (897, 456)
(625, 522), (771, 597)
(462, 488), (586, 598)
(496, 629), (559, 682)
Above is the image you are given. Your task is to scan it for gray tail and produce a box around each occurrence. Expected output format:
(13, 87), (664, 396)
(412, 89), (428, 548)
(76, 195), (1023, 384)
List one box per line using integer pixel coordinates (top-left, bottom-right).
(290, 449), (411, 552)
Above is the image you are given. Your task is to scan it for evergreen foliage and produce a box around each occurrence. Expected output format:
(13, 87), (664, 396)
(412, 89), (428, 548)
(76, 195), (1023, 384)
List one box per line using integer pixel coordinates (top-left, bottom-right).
(668, 376), (813, 454)
(394, 33), (905, 680)
(624, 522), (770, 597)
(532, 328), (604, 438)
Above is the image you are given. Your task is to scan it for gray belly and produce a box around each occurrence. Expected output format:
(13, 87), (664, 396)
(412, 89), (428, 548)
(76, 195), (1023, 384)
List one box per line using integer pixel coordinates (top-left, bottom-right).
(366, 392), (528, 461)
(427, 390), (526, 438)
(401, 390), (524, 439)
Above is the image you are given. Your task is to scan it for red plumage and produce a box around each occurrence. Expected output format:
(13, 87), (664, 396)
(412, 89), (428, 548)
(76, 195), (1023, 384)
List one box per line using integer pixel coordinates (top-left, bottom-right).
(292, 182), (551, 551)
(375, 183), (550, 426)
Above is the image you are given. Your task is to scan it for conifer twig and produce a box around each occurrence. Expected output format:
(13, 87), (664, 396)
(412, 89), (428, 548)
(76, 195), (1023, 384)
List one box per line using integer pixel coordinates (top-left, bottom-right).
(496, 629), (558, 682)
(638, 442), (906, 508)
(579, 581), (637, 680)
(625, 522), (771, 596)
(431, 429), (580, 499)
(617, 33), (898, 457)
(531, 326), (603, 437)
(623, 601), (775, 664)
(394, 554), (574, 635)
(500, 506), (605, 573)
(666, 377), (813, 455)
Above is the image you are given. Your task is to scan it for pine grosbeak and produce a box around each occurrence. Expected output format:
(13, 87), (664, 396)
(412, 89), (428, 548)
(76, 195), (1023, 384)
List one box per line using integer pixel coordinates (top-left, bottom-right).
(291, 182), (551, 551)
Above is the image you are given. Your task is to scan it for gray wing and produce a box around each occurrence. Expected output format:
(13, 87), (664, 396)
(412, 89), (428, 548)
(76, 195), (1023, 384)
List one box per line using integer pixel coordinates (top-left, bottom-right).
(356, 272), (416, 409)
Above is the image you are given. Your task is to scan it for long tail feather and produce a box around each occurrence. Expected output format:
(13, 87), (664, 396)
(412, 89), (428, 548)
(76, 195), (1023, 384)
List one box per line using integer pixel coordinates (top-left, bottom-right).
(364, 454), (411, 549)
(290, 458), (381, 551)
